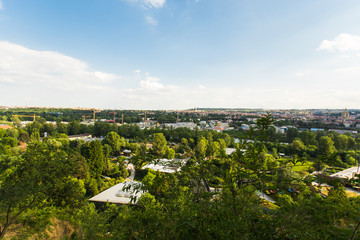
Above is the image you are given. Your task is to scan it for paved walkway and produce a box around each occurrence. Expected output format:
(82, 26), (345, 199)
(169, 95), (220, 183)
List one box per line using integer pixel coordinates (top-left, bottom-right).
(330, 166), (360, 179)
(126, 163), (135, 181)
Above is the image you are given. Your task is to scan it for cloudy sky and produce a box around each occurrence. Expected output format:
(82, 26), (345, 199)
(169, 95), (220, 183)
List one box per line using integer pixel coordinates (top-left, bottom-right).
(1, 0), (360, 109)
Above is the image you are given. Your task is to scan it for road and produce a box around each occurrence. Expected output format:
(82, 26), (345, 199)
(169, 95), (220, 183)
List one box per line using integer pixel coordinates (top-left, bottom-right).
(126, 163), (135, 181)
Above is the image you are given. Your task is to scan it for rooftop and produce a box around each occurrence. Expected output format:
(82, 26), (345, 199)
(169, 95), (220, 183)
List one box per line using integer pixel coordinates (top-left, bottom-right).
(0, 124), (13, 130)
(142, 158), (189, 173)
(89, 181), (145, 204)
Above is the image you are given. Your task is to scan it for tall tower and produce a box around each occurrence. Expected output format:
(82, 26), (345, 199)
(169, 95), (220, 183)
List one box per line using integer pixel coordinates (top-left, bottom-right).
(342, 108), (350, 124)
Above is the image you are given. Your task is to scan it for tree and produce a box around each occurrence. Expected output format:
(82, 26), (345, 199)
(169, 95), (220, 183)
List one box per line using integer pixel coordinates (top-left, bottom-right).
(299, 130), (317, 146)
(334, 134), (349, 150)
(207, 141), (220, 159)
(87, 140), (105, 178)
(5, 128), (19, 139)
(195, 137), (208, 159)
(30, 130), (40, 142)
(0, 137), (18, 148)
(103, 144), (112, 170)
(104, 131), (123, 156)
(299, 155), (308, 165)
(290, 138), (306, 156)
(272, 147), (279, 159)
(286, 127), (299, 143)
(68, 121), (81, 135)
(165, 147), (175, 159)
(56, 121), (68, 134)
(115, 157), (129, 179)
(10, 116), (21, 128)
(152, 133), (167, 157)
(318, 136), (336, 158)
(0, 142), (74, 239)
(224, 133), (232, 147)
(218, 139), (227, 150)
(178, 138), (191, 154)
(0, 129), (6, 138)
(18, 131), (30, 143)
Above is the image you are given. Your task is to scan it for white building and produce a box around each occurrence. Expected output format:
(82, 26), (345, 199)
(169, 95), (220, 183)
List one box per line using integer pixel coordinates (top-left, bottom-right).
(89, 181), (145, 204)
(142, 158), (189, 173)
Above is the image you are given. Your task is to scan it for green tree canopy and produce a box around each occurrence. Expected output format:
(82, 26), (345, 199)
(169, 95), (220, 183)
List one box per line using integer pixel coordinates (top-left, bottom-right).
(152, 133), (168, 157)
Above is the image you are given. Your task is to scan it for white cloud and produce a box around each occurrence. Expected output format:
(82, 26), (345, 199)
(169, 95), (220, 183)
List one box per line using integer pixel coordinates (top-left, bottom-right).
(143, 0), (166, 8)
(120, 81), (360, 110)
(318, 33), (360, 52)
(334, 67), (358, 73)
(295, 72), (304, 77)
(0, 1), (3, 10)
(140, 76), (164, 91)
(0, 41), (120, 91)
(134, 69), (141, 73)
(145, 15), (157, 26)
(129, 0), (166, 9)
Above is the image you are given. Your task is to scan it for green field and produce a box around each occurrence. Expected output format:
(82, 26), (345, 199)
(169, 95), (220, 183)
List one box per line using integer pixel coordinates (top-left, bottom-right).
(277, 158), (314, 173)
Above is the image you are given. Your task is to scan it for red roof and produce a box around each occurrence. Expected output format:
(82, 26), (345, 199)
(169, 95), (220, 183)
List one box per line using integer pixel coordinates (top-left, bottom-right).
(0, 124), (13, 130)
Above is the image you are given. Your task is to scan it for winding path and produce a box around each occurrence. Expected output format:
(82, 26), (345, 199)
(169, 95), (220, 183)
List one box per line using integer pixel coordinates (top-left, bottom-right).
(126, 163), (135, 181)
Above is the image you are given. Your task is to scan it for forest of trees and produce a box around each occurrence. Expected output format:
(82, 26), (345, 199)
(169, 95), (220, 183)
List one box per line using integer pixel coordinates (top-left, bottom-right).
(1, 113), (360, 239)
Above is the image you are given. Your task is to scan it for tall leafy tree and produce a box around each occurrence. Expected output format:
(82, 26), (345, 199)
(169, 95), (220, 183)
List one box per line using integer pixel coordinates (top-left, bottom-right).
(152, 133), (168, 157)
(68, 121), (81, 135)
(87, 140), (105, 178)
(290, 138), (306, 156)
(318, 136), (336, 158)
(0, 142), (73, 239)
(104, 131), (123, 156)
(195, 137), (208, 159)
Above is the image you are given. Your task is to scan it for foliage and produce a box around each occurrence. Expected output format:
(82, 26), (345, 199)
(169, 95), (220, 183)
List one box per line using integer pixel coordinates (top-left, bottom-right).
(152, 133), (168, 157)
(1, 112), (360, 239)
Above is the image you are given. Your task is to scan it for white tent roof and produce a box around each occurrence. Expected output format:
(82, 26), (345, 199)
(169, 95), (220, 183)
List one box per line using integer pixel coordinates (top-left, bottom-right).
(142, 158), (188, 173)
(89, 181), (145, 204)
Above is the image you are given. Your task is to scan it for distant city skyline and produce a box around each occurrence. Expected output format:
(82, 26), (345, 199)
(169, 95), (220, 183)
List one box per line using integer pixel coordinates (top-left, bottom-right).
(1, 0), (360, 109)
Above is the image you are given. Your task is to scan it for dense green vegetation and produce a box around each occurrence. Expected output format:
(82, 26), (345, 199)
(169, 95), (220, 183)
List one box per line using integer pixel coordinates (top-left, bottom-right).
(1, 112), (360, 239)
(0, 108), (194, 124)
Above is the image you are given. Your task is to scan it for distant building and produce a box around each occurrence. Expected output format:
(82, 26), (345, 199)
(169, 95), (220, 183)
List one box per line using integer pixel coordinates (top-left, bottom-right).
(164, 122), (197, 130)
(273, 126), (286, 134)
(329, 129), (357, 135)
(142, 158), (189, 173)
(68, 133), (92, 140)
(341, 108), (350, 123)
(241, 124), (251, 131)
(0, 124), (12, 130)
(310, 128), (324, 132)
(225, 148), (237, 155)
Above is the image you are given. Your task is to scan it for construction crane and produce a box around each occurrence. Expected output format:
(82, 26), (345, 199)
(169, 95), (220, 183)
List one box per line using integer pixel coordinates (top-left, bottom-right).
(105, 111), (116, 124)
(12, 114), (38, 122)
(82, 114), (91, 123)
(137, 111), (147, 128)
(92, 108), (101, 122)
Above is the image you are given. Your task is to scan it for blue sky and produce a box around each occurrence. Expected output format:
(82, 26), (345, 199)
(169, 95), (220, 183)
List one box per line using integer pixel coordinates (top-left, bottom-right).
(1, 0), (360, 109)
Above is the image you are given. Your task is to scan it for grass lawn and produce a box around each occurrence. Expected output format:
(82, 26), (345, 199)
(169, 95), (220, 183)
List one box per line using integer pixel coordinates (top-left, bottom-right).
(292, 161), (314, 172)
(277, 158), (314, 172)
(316, 186), (359, 198)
